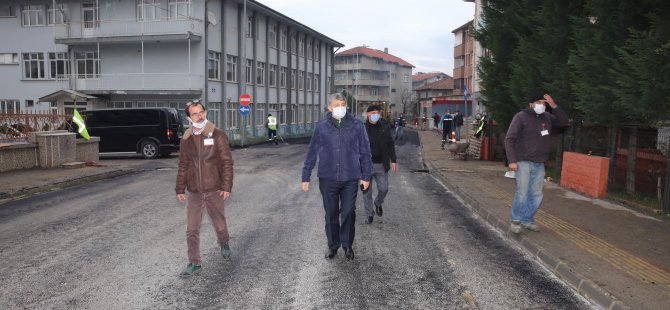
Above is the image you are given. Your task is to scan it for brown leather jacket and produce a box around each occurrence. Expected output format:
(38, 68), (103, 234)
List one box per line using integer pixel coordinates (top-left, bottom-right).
(175, 122), (234, 194)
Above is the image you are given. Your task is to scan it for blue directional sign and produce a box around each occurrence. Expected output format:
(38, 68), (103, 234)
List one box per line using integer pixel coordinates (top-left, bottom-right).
(238, 105), (251, 116)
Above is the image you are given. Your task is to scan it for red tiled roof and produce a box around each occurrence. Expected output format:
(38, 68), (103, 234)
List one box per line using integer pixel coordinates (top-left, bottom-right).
(415, 77), (454, 91)
(412, 72), (447, 82)
(336, 46), (415, 68)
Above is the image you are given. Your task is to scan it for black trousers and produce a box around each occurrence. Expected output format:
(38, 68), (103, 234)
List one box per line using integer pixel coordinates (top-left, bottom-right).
(318, 178), (358, 250)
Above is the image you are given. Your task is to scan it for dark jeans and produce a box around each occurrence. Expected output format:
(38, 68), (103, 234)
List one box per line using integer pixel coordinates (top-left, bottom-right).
(318, 178), (358, 250)
(268, 129), (277, 140)
(442, 125), (453, 142)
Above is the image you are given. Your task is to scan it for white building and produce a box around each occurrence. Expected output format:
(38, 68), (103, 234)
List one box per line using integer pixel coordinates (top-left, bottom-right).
(0, 0), (342, 141)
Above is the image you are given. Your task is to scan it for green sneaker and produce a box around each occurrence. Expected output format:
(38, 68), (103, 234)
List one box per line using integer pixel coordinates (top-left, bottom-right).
(221, 244), (231, 259)
(180, 263), (202, 277)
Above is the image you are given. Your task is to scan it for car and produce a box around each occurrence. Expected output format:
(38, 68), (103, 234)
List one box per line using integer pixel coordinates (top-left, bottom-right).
(81, 108), (184, 159)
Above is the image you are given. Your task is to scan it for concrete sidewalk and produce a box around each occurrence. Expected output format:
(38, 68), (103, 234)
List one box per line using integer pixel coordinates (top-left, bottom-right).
(417, 128), (670, 310)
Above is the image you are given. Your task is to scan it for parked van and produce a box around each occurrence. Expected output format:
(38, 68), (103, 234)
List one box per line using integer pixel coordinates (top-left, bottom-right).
(82, 108), (184, 159)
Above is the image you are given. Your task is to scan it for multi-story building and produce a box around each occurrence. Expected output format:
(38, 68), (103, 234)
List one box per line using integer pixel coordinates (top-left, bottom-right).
(450, 20), (474, 117)
(415, 77), (455, 118)
(0, 0), (342, 141)
(412, 71), (449, 91)
(463, 0), (487, 115)
(334, 46), (414, 117)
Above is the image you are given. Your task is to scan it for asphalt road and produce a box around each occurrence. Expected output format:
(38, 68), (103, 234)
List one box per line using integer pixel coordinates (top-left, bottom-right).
(0, 131), (595, 309)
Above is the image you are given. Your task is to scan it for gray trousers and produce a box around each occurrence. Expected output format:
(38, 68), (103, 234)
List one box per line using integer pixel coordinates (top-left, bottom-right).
(363, 163), (389, 217)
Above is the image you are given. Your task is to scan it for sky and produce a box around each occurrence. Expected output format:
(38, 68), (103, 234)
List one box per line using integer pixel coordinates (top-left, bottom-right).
(256, 0), (476, 75)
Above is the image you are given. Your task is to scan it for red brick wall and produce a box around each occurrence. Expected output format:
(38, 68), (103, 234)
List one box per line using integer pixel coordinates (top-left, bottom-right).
(560, 152), (610, 198)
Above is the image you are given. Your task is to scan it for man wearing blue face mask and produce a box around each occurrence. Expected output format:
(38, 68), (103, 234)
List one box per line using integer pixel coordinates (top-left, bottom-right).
(302, 93), (372, 260)
(505, 92), (568, 234)
(362, 105), (397, 224)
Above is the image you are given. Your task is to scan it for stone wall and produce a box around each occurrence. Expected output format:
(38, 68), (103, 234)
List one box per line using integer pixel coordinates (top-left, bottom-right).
(0, 143), (38, 173)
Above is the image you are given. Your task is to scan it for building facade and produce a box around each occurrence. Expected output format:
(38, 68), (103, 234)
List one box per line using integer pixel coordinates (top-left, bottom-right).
(0, 0), (342, 142)
(450, 20), (474, 117)
(412, 71), (449, 91)
(334, 46), (414, 118)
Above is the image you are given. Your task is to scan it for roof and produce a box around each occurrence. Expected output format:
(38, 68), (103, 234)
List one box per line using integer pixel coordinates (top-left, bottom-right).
(336, 46), (414, 68)
(452, 20), (474, 33)
(412, 72), (448, 82)
(39, 89), (98, 102)
(415, 78), (454, 91)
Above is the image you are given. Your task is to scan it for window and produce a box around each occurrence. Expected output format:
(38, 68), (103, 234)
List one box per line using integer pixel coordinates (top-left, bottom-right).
(226, 102), (238, 129)
(376, 58), (383, 64)
(47, 4), (67, 25)
(22, 53), (45, 79)
(226, 55), (237, 82)
(137, 0), (158, 21)
(269, 22), (277, 48)
(245, 59), (253, 84)
(255, 105), (265, 126)
(298, 37), (304, 57)
(268, 64), (277, 86)
(0, 5), (16, 17)
(298, 71), (304, 90)
(291, 34), (297, 54)
(246, 15), (254, 38)
(168, 0), (191, 19)
(75, 51), (100, 78)
(314, 74), (320, 92)
(107, 101), (134, 109)
(280, 66), (287, 88)
(291, 69), (297, 88)
(256, 62), (265, 85)
(403, 74), (409, 83)
(49, 52), (69, 79)
(207, 102), (221, 127)
(0, 53), (19, 65)
(208, 51), (220, 80)
(0, 100), (21, 114)
(22, 5), (44, 27)
(371, 87), (378, 96)
(307, 40), (312, 59)
(306, 73), (312, 91)
(280, 28), (288, 51)
(314, 43), (320, 62)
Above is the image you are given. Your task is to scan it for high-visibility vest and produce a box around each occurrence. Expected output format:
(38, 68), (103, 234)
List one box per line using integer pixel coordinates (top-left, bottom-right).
(267, 116), (277, 130)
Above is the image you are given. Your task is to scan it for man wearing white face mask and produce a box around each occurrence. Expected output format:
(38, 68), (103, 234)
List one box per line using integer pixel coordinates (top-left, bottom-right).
(362, 105), (397, 224)
(505, 93), (568, 234)
(302, 93), (372, 260)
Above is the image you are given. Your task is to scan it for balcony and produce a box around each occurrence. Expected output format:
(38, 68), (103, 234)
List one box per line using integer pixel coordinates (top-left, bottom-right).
(54, 18), (204, 45)
(334, 79), (390, 87)
(454, 43), (465, 58)
(334, 63), (390, 72)
(453, 67), (464, 78)
(73, 73), (203, 95)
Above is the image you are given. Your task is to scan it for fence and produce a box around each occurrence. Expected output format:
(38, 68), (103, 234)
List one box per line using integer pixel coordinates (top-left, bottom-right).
(0, 112), (72, 143)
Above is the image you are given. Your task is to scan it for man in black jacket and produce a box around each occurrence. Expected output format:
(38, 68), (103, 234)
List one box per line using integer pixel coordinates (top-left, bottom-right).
(363, 105), (397, 224)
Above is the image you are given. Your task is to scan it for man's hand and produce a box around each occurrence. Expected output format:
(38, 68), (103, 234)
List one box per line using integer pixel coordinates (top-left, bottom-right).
(177, 193), (186, 203)
(391, 163), (397, 172)
(544, 94), (557, 109)
(360, 180), (370, 191)
(302, 182), (309, 192)
(509, 163), (518, 171)
(219, 191), (230, 200)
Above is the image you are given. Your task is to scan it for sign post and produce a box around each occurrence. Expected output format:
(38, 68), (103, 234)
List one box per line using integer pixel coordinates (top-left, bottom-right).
(239, 93), (251, 147)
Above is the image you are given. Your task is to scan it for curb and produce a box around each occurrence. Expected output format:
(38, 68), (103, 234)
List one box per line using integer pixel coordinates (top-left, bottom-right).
(420, 145), (628, 310)
(0, 169), (139, 203)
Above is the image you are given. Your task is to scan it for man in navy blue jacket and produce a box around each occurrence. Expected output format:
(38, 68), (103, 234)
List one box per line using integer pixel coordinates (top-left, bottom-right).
(302, 93), (372, 260)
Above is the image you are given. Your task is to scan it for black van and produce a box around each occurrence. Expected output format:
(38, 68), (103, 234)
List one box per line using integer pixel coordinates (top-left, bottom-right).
(82, 108), (184, 159)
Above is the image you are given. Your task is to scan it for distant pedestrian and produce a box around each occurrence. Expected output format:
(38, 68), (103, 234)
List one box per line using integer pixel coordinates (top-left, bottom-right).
(394, 113), (406, 140)
(505, 93), (568, 234)
(301, 93), (372, 260)
(363, 105), (397, 224)
(454, 110), (464, 141)
(433, 112), (441, 135)
(175, 101), (234, 277)
(266, 113), (278, 145)
(440, 109), (454, 148)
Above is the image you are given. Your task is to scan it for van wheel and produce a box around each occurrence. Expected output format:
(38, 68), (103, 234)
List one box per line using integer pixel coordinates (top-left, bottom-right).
(141, 140), (159, 159)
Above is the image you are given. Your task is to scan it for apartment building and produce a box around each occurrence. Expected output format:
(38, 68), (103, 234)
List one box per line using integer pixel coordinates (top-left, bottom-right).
(415, 77), (455, 117)
(450, 20), (474, 116)
(334, 46), (414, 117)
(412, 71), (449, 91)
(0, 0), (342, 140)
(463, 0), (487, 115)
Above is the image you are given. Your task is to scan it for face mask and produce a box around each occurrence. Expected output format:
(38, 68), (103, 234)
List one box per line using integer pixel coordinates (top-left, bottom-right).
(533, 103), (546, 114)
(369, 114), (381, 123)
(332, 106), (347, 119)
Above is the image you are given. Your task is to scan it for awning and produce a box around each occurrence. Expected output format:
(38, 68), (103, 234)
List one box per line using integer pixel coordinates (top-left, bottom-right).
(39, 89), (98, 102)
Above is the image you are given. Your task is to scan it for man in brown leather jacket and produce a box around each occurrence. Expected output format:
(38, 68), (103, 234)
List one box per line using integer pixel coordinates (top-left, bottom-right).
(175, 101), (234, 277)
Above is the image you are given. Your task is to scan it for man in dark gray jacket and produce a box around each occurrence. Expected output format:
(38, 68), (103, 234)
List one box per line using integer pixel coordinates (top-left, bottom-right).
(505, 93), (568, 234)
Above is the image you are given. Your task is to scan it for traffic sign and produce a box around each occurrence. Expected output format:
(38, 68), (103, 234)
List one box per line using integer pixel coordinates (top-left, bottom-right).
(240, 93), (251, 106)
(238, 105), (251, 116)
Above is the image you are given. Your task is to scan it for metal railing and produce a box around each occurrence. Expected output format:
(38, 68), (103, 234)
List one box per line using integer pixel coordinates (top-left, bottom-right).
(0, 112), (72, 143)
(74, 73), (203, 91)
(54, 17), (204, 40)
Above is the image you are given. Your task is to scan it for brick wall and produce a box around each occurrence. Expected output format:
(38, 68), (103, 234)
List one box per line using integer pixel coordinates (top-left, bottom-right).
(560, 151), (610, 198)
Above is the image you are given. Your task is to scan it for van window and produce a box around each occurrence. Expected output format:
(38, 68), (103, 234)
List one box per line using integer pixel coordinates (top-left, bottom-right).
(88, 109), (160, 127)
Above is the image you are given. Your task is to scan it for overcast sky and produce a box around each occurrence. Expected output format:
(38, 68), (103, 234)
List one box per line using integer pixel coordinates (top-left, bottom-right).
(256, 0), (476, 75)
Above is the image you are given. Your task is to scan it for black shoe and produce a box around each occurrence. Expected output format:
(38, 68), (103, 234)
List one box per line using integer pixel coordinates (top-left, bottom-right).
(365, 216), (373, 224)
(325, 248), (337, 259)
(375, 203), (383, 217)
(344, 247), (355, 260)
